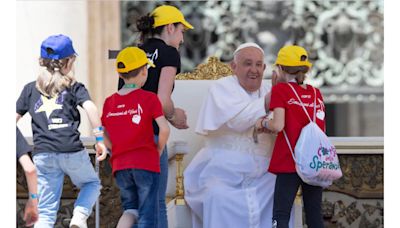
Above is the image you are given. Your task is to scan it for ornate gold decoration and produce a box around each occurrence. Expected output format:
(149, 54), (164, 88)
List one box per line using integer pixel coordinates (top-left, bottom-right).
(295, 188), (302, 206)
(176, 56), (233, 80)
(328, 154), (383, 198)
(174, 154), (185, 205)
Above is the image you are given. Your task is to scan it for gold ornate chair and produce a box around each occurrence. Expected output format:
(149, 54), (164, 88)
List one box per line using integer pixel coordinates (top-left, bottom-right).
(165, 56), (233, 228)
(165, 56), (233, 203)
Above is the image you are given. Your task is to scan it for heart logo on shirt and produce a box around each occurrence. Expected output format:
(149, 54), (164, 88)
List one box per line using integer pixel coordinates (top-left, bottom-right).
(132, 114), (141, 124)
(316, 110), (325, 120)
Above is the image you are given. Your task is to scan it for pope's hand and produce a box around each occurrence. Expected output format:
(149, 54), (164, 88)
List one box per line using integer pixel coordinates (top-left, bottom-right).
(170, 108), (189, 129)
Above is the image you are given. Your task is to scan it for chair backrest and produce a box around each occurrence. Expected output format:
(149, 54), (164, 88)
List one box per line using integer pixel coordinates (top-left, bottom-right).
(176, 56), (233, 80)
(169, 56), (233, 166)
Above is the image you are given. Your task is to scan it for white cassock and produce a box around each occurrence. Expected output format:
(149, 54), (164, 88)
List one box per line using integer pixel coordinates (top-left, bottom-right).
(184, 76), (294, 228)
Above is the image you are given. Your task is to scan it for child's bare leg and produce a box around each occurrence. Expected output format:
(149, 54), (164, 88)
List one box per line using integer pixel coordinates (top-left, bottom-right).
(116, 209), (138, 228)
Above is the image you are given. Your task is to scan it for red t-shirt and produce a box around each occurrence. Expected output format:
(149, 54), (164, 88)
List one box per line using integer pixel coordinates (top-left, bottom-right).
(268, 82), (326, 174)
(101, 89), (164, 175)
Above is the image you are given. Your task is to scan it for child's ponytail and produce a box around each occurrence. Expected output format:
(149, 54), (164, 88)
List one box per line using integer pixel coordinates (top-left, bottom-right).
(36, 57), (76, 97)
(136, 14), (165, 45)
(136, 14), (155, 44)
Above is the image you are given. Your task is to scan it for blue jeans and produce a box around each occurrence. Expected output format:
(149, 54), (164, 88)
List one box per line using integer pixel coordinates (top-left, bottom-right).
(154, 135), (168, 228)
(115, 169), (160, 228)
(32, 150), (101, 228)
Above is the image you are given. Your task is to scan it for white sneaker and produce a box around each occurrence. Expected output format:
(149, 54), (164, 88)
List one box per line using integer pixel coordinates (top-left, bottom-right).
(69, 210), (89, 228)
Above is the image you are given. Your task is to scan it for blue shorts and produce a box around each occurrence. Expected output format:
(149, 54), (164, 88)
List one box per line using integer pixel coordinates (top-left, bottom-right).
(114, 168), (159, 227)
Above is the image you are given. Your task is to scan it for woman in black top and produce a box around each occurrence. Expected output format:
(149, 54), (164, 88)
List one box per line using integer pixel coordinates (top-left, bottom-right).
(118, 5), (194, 228)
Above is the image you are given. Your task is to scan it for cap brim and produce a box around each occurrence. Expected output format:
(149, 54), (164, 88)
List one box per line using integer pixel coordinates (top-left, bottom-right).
(181, 20), (194, 29)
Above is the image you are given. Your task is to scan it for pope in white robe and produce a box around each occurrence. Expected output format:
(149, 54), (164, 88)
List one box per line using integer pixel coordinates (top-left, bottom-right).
(184, 43), (295, 228)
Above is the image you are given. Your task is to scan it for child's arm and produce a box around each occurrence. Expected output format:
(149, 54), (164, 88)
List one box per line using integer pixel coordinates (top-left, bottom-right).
(17, 113), (22, 122)
(155, 116), (170, 155)
(264, 91), (271, 113)
(82, 100), (107, 161)
(264, 108), (285, 133)
(103, 128), (112, 151)
(18, 155), (39, 226)
(18, 155), (37, 198)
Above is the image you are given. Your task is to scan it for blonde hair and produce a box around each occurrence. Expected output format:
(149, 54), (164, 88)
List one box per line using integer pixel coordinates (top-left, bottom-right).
(36, 56), (76, 97)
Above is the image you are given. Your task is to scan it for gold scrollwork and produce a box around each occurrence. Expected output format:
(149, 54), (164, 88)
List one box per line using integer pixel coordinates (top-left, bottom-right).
(176, 56), (233, 80)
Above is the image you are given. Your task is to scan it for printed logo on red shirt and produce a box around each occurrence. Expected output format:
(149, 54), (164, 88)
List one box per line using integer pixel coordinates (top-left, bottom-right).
(132, 104), (143, 124)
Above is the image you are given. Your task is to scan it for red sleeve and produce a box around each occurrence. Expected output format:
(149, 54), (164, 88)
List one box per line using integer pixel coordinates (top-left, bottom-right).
(151, 94), (164, 119)
(101, 98), (109, 127)
(269, 84), (287, 111)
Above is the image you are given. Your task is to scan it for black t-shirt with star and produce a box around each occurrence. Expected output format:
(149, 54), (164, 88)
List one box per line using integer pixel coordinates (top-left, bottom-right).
(16, 81), (90, 156)
(16, 127), (32, 160)
(118, 38), (181, 135)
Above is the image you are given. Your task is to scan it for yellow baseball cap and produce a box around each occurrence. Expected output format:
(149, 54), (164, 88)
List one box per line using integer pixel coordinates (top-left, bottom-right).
(116, 47), (155, 73)
(275, 45), (312, 68)
(151, 5), (194, 29)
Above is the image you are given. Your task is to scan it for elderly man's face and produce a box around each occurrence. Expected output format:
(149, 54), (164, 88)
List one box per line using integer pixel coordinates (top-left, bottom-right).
(231, 47), (266, 92)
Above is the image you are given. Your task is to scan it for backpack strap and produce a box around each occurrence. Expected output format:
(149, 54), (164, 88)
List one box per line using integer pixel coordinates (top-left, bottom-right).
(312, 86), (316, 122)
(283, 129), (298, 162)
(284, 83), (318, 164)
(287, 83), (317, 123)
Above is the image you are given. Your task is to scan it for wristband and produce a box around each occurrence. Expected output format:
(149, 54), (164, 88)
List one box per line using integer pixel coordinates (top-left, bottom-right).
(93, 126), (104, 135)
(95, 136), (104, 142)
(30, 193), (38, 199)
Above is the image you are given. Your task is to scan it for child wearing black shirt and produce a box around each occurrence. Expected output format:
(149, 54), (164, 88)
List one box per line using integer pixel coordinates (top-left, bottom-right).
(16, 34), (107, 228)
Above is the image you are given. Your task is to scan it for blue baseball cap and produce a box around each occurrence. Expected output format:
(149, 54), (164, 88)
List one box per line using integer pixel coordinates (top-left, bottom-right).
(40, 34), (77, 60)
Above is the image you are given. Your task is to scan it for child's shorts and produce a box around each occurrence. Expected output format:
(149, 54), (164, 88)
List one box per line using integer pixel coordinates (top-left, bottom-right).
(114, 168), (160, 212)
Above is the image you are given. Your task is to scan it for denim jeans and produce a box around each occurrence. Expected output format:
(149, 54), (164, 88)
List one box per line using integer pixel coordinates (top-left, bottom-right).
(154, 135), (169, 228)
(32, 150), (101, 228)
(115, 169), (160, 228)
(272, 173), (324, 228)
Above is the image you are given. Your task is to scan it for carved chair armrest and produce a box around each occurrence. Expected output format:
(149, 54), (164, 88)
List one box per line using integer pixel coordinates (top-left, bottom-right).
(166, 141), (189, 205)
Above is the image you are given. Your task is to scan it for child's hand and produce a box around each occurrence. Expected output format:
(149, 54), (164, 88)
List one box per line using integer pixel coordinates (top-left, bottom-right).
(272, 70), (278, 86)
(170, 108), (189, 129)
(255, 117), (265, 133)
(24, 198), (38, 226)
(95, 142), (107, 161)
(157, 145), (165, 156)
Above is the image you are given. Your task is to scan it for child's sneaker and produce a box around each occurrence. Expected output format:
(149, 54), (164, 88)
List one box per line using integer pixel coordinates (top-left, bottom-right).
(69, 210), (89, 228)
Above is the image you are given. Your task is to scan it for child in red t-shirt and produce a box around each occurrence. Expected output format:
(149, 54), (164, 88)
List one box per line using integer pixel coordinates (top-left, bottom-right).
(256, 45), (325, 228)
(102, 47), (170, 228)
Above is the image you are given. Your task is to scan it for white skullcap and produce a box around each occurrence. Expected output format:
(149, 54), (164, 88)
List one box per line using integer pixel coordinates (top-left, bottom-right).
(233, 42), (264, 56)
